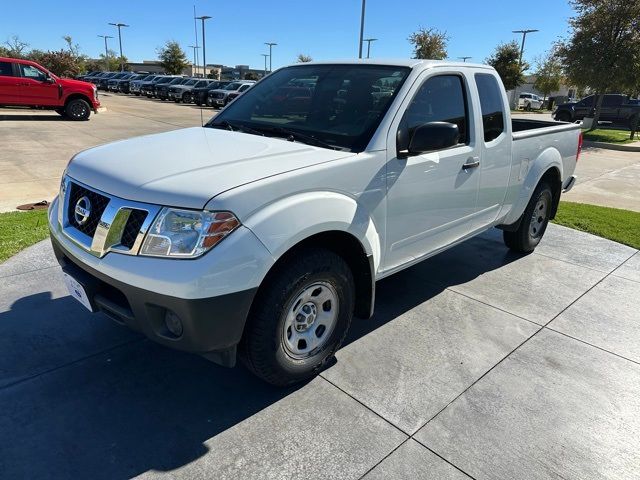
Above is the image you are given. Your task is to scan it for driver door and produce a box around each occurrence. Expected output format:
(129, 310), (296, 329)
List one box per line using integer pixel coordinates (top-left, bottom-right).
(18, 63), (58, 106)
(383, 72), (480, 271)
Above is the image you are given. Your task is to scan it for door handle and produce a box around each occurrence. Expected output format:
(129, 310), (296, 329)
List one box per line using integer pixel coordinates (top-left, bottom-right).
(462, 157), (480, 170)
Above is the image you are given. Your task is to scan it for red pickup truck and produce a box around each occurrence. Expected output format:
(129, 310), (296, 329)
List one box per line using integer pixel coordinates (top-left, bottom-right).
(0, 57), (100, 120)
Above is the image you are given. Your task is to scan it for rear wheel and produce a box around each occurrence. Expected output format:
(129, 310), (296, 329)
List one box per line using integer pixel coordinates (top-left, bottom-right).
(525, 102), (532, 111)
(240, 248), (354, 386)
(65, 98), (91, 121)
(556, 111), (572, 123)
(183, 92), (193, 103)
(503, 181), (553, 253)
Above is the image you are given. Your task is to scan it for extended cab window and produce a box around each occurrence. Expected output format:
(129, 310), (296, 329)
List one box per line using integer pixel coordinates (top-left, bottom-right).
(0, 61), (14, 77)
(20, 64), (47, 81)
(399, 74), (469, 149)
(475, 73), (505, 142)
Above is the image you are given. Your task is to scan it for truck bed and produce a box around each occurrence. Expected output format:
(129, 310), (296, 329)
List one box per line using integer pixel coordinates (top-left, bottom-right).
(512, 118), (579, 139)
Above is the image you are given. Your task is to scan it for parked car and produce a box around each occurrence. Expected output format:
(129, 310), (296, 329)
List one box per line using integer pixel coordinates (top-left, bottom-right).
(191, 80), (230, 105)
(131, 75), (160, 95)
(96, 72), (119, 91)
(118, 74), (150, 94)
(48, 60), (581, 385)
(107, 72), (134, 92)
(207, 81), (255, 108)
(553, 93), (640, 128)
(0, 56), (100, 120)
(143, 75), (179, 98)
(226, 83), (254, 104)
(168, 78), (213, 103)
(84, 71), (112, 85)
(156, 77), (189, 100)
(518, 92), (543, 110)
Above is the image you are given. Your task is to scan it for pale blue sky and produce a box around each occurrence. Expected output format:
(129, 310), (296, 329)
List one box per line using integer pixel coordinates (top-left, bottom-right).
(2, 0), (575, 70)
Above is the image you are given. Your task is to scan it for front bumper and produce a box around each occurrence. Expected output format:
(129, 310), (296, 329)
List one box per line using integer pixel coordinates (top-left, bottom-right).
(48, 195), (274, 366)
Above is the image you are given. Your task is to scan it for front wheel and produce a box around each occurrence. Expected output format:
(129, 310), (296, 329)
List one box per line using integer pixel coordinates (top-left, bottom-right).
(240, 248), (355, 386)
(503, 181), (553, 253)
(65, 98), (91, 121)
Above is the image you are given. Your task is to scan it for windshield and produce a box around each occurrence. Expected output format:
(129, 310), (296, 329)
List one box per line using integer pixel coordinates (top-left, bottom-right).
(225, 82), (243, 90)
(168, 77), (185, 85)
(184, 79), (198, 86)
(207, 64), (410, 152)
(193, 80), (208, 88)
(157, 77), (173, 84)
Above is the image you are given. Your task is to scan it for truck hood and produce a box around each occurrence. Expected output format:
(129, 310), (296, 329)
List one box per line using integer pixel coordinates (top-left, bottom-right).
(58, 77), (94, 90)
(66, 127), (354, 209)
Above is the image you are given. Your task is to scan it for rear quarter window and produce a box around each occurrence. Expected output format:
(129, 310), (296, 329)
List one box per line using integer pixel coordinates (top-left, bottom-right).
(0, 61), (14, 77)
(475, 73), (505, 142)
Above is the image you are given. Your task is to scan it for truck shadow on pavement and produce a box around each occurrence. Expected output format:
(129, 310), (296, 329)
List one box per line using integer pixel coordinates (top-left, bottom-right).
(0, 231), (523, 479)
(0, 114), (65, 121)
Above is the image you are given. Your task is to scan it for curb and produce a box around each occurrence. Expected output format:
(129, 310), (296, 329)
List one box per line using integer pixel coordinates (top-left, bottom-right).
(583, 140), (640, 152)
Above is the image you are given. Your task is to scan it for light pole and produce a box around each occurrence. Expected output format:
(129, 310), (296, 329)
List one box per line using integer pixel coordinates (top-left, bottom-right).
(363, 38), (377, 58)
(358, 0), (366, 58)
(188, 45), (200, 75)
(97, 35), (113, 71)
(196, 16), (212, 77)
(511, 29), (539, 108)
(108, 22), (129, 71)
(261, 53), (269, 77)
(265, 42), (277, 72)
(458, 56), (472, 62)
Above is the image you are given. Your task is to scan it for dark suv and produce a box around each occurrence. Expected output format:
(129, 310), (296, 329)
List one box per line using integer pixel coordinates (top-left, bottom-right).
(191, 80), (231, 105)
(554, 94), (640, 128)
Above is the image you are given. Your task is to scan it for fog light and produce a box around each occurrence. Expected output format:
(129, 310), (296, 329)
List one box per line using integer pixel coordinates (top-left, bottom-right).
(164, 310), (183, 337)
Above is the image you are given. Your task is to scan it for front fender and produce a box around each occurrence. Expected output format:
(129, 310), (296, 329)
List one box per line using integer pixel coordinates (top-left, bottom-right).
(242, 191), (381, 273)
(501, 147), (563, 226)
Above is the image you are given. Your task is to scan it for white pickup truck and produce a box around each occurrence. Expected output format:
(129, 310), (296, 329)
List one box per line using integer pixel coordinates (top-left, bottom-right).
(48, 60), (582, 385)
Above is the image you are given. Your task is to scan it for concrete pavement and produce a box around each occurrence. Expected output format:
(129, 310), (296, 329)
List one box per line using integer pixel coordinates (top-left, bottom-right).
(1, 224), (639, 479)
(0, 97), (639, 212)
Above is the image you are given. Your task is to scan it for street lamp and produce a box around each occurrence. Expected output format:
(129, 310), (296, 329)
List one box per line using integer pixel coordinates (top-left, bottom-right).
(511, 29), (539, 107)
(261, 53), (269, 77)
(265, 42), (277, 72)
(363, 38), (377, 59)
(97, 35), (113, 71)
(196, 16), (212, 77)
(458, 56), (472, 62)
(108, 22), (129, 71)
(188, 45), (201, 76)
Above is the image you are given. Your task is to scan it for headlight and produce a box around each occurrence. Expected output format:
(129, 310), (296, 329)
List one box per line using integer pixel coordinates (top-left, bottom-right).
(140, 208), (240, 258)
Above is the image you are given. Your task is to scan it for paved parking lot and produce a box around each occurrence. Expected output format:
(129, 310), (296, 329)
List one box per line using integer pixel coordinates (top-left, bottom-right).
(1, 223), (639, 479)
(1, 96), (640, 212)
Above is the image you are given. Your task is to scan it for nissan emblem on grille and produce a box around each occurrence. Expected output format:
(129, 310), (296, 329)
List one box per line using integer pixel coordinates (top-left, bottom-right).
(74, 196), (92, 226)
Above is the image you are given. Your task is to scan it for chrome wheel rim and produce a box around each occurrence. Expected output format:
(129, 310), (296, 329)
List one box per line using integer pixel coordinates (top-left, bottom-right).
(529, 195), (549, 238)
(282, 281), (339, 359)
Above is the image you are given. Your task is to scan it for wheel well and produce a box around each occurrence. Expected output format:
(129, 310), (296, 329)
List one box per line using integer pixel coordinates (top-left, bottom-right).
(64, 93), (92, 108)
(255, 231), (374, 320)
(539, 167), (562, 219)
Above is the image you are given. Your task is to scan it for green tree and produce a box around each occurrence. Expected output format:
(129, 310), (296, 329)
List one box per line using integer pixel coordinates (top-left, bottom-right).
(244, 71), (259, 80)
(534, 49), (564, 105)
(408, 28), (448, 60)
(486, 41), (527, 92)
(97, 49), (126, 71)
(557, 0), (640, 131)
(157, 40), (189, 75)
(296, 54), (313, 63)
(28, 49), (83, 77)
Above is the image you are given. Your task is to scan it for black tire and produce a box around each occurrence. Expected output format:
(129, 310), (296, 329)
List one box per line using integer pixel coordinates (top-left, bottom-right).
(504, 181), (553, 253)
(525, 102), (532, 111)
(556, 111), (572, 123)
(183, 92), (193, 104)
(629, 115), (639, 130)
(64, 98), (91, 121)
(240, 248), (355, 386)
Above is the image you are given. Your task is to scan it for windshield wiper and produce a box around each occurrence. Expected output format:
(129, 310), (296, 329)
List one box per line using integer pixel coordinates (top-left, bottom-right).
(257, 125), (343, 151)
(208, 120), (264, 137)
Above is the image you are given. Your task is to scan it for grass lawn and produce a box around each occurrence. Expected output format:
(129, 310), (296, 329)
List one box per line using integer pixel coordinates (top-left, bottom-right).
(582, 128), (635, 144)
(553, 201), (640, 249)
(0, 209), (50, 263)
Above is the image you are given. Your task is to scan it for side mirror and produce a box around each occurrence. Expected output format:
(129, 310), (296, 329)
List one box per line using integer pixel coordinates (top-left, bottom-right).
(405, 122), (460, 155)
(43, 76), (56, 84)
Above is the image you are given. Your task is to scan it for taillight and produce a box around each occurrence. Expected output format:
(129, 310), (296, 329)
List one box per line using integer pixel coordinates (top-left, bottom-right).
(576, 131), (583, 162)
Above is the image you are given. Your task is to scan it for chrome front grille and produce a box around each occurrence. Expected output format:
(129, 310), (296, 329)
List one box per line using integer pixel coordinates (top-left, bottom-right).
(60, 177), (161, 258)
